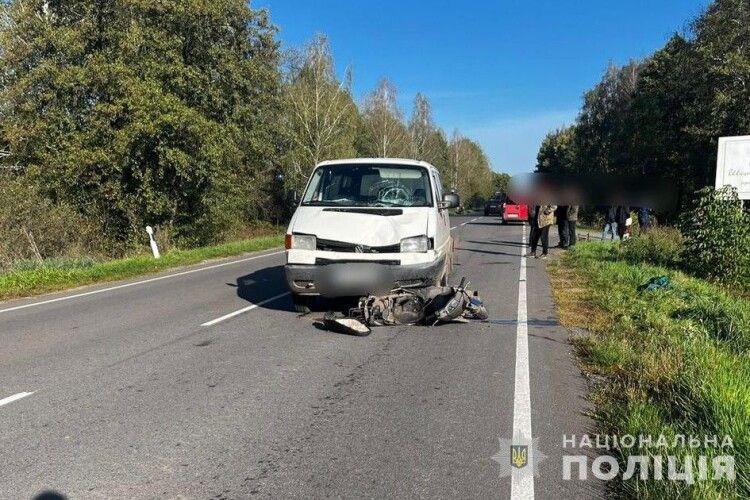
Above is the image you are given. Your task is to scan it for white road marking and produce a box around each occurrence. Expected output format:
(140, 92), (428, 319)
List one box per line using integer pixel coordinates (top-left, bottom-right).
(0, 250), (284, 315)
(0, 391), (34, 408)
(201, 291), (291, 327)
(511, 224), (534, 499)
(457, 216), (482, 227)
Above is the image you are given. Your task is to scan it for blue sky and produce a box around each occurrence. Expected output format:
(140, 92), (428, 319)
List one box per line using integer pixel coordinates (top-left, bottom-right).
(258, 0), (707, 174)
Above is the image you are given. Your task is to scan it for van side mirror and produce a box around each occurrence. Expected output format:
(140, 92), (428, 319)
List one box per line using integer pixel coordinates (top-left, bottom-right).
(286, 190), (300, 209)
(440, 192), (460, 209)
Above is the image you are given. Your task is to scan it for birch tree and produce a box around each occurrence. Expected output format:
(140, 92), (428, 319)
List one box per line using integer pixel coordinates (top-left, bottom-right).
(283, 34), (358, 191)
(449, 131), (494, 206)
(360, 78), (409, 158)
(408, 93), (450, 170)
(409, 93), (433, 159)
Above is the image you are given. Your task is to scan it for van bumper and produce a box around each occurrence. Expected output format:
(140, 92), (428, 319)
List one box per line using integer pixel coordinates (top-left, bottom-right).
(285, 255), (446, 297)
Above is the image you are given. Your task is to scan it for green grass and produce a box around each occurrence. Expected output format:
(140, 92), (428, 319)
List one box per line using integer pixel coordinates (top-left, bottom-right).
(549, 242), (750, 499)
(0, 233), (284, 302)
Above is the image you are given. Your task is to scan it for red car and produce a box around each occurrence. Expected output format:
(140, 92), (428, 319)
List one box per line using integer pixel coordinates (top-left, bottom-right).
(500, 196), (528, 224)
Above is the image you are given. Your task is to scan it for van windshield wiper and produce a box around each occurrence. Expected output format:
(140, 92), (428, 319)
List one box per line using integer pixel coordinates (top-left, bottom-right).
(303, 199), (358, 206)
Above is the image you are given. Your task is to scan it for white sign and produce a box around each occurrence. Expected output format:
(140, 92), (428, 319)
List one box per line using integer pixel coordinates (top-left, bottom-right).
(716, 135), (750, 200)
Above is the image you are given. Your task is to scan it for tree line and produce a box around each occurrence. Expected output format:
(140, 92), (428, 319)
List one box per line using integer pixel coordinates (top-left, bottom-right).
(0, 1), (500, 264)
(282, 34), (500, 206)
(535, 0), (750, 213)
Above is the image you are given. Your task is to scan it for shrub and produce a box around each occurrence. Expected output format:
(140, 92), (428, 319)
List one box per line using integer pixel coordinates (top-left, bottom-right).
(680, 186), (750, 289)
(0, 177), (106, 268)
(621, 226), (684, 268)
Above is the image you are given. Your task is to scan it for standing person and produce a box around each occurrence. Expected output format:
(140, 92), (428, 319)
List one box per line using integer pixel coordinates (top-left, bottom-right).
(601, 206), (617, 241)
(555, 205), (569, 248)
(529, 204), (556, 259)
(616, 205), (630, 240)
(638, 207), (651, 234)
(528, 205), (540, 257)
(567, 205), (579, 246)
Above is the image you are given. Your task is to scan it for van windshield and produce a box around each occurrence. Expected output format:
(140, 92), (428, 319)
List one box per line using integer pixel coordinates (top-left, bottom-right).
(301, 164), (434, 207)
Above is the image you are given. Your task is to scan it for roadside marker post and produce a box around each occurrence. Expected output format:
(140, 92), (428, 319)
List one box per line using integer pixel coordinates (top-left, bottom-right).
(146, 226), (161, 259)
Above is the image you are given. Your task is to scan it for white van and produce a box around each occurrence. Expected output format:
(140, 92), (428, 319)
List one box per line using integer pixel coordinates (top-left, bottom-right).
(284, 158), (459, 310)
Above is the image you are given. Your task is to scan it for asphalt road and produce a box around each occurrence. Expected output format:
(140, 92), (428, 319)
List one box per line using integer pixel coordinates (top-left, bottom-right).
(0, 215), (601, 499)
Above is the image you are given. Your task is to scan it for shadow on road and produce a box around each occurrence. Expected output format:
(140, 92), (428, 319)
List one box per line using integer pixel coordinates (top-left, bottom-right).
(234, 265), (292, 312)
(456, 247), (521, 258)
(33, 492), (67, 500)
(234, 265), (355, 313)
(466, 221), (499, 226)
(487, 319), (558, 327)
(465, 239), (526, 248)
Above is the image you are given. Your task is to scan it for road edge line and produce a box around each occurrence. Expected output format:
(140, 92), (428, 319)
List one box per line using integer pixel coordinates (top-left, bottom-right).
(511, 223), (534, 499)
(0, 250), (285, 315)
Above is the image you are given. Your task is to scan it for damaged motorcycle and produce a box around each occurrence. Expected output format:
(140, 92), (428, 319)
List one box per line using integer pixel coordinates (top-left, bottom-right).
(320, 277), (488, 336)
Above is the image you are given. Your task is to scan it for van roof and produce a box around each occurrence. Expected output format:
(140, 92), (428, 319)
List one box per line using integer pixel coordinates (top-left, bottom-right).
(316, 158), (438, 170)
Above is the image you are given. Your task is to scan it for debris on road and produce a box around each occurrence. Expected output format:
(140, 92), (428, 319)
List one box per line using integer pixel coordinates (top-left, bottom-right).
(322, 311), (373, 336)
(316, 277), (488, 336)
(637, 275), (671, 293)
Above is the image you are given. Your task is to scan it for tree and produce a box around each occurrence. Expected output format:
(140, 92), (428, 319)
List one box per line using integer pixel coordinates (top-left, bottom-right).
(407, 93), (450, 171)
(492, 172), (511, 195)
(359, 78), (409, 158)
(282, 34), (359, 192)
(689, 0), (750, 184)
(535, 0), (750, 215)
(575, 60), (641, 175)
(449, 131), (494, 206)
(628, 34), (703, 203)
(536, 125), (578, 174)
(0, 0), (284, 247)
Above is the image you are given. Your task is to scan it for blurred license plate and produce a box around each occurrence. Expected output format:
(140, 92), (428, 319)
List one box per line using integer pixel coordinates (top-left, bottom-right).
(316, 263), (395, 296)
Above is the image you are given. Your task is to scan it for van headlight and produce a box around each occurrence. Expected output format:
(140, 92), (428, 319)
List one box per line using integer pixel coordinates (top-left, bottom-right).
(290, 234), (316, 250)
(400, 235), (429, 253)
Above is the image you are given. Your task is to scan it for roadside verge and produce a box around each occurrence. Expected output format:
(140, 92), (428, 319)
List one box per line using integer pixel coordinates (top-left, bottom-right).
(548, 242), (749, 498)
(0, 234), (284, 302)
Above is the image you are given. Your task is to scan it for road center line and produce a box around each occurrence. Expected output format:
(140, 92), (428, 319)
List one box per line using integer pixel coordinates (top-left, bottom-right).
(0, 391), (34, 408)
(511, 223), (534, 499)
(201, 291), (291, 327)
(0, 250), (284, 315)
(460, 216), (482, 227)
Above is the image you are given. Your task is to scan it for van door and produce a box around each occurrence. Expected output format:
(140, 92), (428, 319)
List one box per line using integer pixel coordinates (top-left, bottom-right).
(432, 170), (451, 261)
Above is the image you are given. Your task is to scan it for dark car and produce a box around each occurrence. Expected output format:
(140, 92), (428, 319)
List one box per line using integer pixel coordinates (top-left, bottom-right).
(484, 196), (503, 216)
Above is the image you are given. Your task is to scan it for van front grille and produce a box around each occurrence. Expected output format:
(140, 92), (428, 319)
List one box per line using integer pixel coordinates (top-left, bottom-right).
(316, 239), (400, 254)
(315, 258), (400, 266)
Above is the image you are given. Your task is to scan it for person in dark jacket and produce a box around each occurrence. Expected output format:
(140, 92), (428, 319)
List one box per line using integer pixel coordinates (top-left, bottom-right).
(638, 207), (651, 234)
(567, 205), (579, 246)
(555, 205), (569, 248)
(601, 206), (617, 241)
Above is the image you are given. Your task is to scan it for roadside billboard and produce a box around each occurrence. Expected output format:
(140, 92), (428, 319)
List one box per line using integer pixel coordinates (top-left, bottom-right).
(716, 135), (750, 200)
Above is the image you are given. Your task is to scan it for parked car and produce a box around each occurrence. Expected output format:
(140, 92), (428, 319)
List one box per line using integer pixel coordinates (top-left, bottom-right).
(484, 195), (503, 216)
(284, 158), (459, 312)
(500, 196), (528, 224)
